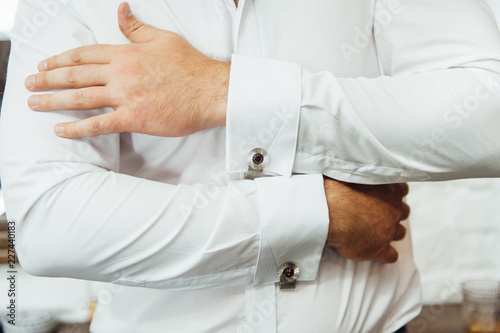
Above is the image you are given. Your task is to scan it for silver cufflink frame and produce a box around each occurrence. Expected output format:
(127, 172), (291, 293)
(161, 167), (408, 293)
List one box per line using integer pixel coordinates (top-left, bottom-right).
(244, 148), (269, 180)
(278, 262), (299, 290)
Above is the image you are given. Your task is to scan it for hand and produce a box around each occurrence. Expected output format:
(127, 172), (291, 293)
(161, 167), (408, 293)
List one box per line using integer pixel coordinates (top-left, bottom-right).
(25, 2), (229, 138)
(324, 178), (410, 263)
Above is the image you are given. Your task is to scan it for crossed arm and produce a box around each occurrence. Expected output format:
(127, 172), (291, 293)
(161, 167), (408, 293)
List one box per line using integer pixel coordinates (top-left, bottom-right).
(25, 1), (500, 184)
(17, 2), (411, 265)
(21, 0), (500, 267)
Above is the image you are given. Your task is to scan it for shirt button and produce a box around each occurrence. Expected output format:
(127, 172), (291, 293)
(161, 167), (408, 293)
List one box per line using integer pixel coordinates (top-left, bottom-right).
(278, 262), (300, 290)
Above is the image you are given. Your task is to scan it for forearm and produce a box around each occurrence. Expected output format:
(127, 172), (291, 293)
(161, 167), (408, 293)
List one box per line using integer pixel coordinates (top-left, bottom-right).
(226, 57), (500, 182)
(225, 0), (500, 183)
(295, 67), (500, 183)
(13, 170), (258, 288)
(295, 0), (500, 183)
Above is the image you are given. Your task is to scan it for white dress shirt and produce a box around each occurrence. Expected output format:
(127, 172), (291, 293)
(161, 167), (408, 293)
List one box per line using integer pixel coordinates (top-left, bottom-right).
(1, 0), (499, 332)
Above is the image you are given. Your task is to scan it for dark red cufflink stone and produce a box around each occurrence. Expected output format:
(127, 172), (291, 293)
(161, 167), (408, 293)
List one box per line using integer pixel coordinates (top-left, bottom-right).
(283, 267), (294, 278)
(252, 153), (264, 165)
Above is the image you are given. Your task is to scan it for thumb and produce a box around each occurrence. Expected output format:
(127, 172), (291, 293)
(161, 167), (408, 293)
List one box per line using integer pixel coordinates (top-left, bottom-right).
(118, 2), (164, 43)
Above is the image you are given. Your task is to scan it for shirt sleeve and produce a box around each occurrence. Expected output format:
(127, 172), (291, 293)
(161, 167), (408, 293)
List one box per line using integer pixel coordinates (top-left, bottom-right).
(0, 0), (328, 290)
(226, 0), (500, 184)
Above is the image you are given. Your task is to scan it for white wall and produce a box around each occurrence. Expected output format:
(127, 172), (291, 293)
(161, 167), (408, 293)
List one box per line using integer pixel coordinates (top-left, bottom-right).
(408, 179), (500, 303)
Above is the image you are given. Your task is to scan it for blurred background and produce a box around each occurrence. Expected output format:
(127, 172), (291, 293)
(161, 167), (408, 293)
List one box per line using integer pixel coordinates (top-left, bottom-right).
(0, 0), (499, 332)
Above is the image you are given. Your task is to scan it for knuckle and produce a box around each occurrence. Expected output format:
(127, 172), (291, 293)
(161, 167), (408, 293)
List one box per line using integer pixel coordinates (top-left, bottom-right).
(47, 57), (57, 70)
(37, 94), (49, 109)
(63, 124), (76, 137)
(401, 183), (410, 196)
(393, 225), (406, 241)
(386, 207), (401, 224)
(385, 254), (398, 264)
(94, 115), (120, 135)
(376, 247), (396, 263)
(37, 95), (46, 110)
(89, 118), (103, 135)
(388, 183), (408, 199)
(73, 89), (87, 108)
(129, 21), (146, 35)
(390, 250), (399, 263)
(36, 72), (49, 89)
(388, 183), (399, 194)
(400, 203), (411, 220)
(70, 48), (85, 64)
(66, 67), (78, 86)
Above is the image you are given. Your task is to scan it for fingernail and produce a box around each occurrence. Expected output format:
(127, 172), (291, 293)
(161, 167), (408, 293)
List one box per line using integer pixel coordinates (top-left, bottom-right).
(55, 125), (64, 135)
(38, 61), (47, 71)
(25, 76), (35, 90)
(28, 95), (39, 107)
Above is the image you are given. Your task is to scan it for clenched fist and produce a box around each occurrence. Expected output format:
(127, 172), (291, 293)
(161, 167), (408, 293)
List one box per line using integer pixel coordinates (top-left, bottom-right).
(324, 178), (410, 263)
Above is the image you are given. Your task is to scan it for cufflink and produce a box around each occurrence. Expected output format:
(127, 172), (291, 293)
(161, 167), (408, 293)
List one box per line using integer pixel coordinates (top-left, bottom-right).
(278, 262), (299, 290)
(244, 148), (269, 180)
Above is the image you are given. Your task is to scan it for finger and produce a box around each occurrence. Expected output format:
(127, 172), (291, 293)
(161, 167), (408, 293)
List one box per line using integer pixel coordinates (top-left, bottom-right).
(28, 87), (112, 111)
(26, 65), (109, 91)
(400, 183), (409, 197)
(393, 224), (407, 241)
(400, 202), (411, 221)
(118, 2), (166, 43)
(376, 246), (399, 264)
(54, 112), (127, 138)
(39, 44), (114, 71)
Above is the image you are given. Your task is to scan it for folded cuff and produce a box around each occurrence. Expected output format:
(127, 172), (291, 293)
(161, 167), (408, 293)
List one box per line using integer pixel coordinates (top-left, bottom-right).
(226, 54), (302, 177)
(253, 174), (329, 286)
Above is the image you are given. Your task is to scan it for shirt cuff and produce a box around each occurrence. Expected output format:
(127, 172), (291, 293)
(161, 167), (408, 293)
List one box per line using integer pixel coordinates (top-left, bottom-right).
(226, 54), (302, 178)
(253, 174), (329, 286)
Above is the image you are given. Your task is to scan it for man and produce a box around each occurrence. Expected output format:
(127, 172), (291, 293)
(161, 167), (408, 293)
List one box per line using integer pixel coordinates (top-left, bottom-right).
(1, 0), (499, 332)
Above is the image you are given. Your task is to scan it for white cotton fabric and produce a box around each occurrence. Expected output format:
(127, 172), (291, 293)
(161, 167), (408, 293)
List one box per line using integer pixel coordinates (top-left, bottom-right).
(3, 0), (498, 332)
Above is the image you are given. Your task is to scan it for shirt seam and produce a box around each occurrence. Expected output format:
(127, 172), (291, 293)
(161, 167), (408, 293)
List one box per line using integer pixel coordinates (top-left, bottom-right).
(295, 150), (429, 176)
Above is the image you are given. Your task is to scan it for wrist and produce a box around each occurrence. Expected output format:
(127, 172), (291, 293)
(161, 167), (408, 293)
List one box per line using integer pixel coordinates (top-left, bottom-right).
(323, 177), (342, 248)
(204, 60), (230, 129)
